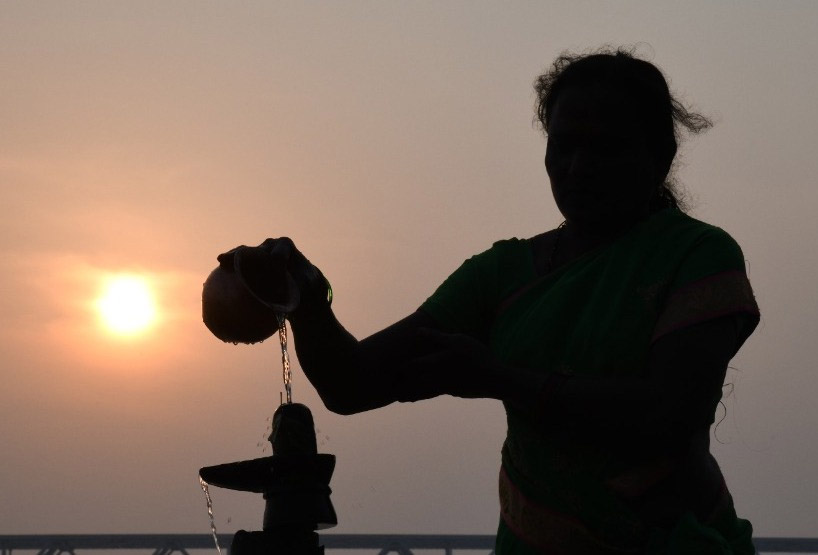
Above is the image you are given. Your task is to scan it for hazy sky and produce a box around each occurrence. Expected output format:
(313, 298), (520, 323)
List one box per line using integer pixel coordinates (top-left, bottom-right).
(2, 0), (817, 539)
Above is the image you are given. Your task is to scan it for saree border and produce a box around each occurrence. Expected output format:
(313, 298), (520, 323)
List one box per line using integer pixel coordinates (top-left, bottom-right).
(499, 467), (642, 555)
(651, 270), (759, 342)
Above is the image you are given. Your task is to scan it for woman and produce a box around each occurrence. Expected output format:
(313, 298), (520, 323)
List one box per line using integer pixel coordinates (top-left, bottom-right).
(213, 48), (760, 554)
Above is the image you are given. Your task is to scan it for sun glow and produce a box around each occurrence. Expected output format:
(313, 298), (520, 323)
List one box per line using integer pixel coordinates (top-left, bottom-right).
(96, 275), (158, 336)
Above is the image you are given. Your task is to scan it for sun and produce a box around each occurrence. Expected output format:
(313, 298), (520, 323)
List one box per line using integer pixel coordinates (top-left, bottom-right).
(96, 275), (158, 336)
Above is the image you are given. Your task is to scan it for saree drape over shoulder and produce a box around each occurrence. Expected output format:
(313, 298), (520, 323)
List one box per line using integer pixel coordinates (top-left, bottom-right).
(420, 208), (760, 554)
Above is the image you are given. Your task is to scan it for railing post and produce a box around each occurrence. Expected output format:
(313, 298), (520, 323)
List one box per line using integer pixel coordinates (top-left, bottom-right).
(36, 544), (76, 555)
(376, 542), (413, 555)
(152, 545), (190, 555)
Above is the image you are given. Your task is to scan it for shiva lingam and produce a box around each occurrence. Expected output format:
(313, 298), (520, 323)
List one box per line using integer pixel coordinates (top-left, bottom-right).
(199, 403), (337, 555)
(200, 245), (337, 555)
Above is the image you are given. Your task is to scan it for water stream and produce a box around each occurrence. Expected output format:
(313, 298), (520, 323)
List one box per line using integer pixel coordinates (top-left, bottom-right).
(277, 313), (292, 404)
(201, 314), (294, 548)
(199, 476), (223, 555)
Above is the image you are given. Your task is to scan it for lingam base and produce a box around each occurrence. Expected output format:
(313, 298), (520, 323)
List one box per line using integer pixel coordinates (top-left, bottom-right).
(230, 528), (322, 555)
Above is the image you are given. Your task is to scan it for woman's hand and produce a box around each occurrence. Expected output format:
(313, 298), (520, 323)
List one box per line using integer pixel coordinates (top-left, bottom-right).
(215, 237), (328, 312)
(217, 237), (318, 287)
(394, 327), (507, 402)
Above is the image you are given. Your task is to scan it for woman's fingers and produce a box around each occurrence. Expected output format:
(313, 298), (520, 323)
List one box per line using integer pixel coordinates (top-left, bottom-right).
(415, 326), (455, 346)
(415, 327), (478, 353)
(263, 236), (296, 261)
(216, 245), (248, 267)
(394, 334), (474, 402)
(260, 237), (322, 288)
(395, 328), (499, 401)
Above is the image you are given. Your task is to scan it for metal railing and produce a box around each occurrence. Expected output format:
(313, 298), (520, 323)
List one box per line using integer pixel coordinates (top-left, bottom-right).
(2, 534), (817, 555)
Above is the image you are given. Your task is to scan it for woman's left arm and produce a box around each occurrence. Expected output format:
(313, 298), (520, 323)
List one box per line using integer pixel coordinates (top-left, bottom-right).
(529, 314), (748, 440)
(397, 313), (752, 442)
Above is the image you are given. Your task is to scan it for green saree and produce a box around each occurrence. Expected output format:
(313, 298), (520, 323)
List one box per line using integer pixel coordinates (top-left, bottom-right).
(420, 208), (759, 554)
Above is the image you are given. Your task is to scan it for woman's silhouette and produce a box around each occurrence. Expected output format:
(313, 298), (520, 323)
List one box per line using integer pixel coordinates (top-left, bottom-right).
(211, 47), (760, 554)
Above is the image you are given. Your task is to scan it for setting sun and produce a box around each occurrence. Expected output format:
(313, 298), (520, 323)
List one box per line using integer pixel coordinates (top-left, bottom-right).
(96, 275), (158, 336)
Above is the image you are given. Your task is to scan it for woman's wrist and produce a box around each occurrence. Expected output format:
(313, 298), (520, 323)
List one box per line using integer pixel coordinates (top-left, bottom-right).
(289, 264), (329, 309)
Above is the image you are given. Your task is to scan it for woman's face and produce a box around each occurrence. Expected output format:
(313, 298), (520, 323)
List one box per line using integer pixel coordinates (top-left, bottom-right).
(545, 86), (662, 234)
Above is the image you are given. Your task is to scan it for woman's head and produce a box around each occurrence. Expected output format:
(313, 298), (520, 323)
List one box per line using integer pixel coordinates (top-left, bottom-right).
(534, 47), (711, 228)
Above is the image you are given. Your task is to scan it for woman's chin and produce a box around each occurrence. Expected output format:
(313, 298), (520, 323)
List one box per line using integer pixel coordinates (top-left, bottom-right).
(565, 209), (643, 236)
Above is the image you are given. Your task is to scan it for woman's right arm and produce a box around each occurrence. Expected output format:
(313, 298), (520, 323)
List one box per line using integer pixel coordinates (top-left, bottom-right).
(250, 236), (443, 414)
(215, 237), (499, 415)
(289, 304), (439, 415)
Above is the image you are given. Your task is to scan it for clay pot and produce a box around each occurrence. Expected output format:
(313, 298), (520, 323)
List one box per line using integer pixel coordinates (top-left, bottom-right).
(202, 247), (300, 344)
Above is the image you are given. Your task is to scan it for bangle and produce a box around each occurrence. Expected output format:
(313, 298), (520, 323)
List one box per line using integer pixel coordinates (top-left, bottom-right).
(324, 274), (333, 306)
(303, 268), (332, 308)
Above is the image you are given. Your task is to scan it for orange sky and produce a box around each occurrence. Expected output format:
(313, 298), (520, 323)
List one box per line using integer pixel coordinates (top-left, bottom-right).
(2, 1), (817, 538)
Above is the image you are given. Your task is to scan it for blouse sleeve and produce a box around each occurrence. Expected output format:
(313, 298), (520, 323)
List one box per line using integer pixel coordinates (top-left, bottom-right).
(419, 239), (524, 340)
(652, 226), (760, 351)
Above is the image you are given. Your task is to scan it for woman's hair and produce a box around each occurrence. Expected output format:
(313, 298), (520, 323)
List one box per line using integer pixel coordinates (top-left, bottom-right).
(534, 46), (712, 212)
